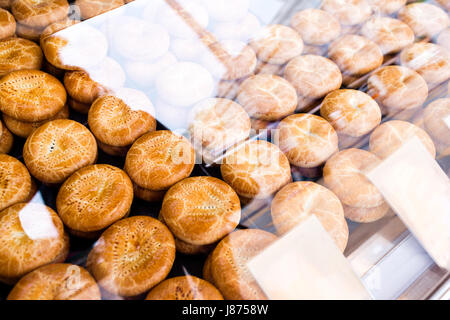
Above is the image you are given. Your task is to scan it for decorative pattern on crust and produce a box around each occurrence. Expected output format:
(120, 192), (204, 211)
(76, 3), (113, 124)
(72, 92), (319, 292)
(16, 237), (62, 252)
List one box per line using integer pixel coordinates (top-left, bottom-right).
(86, 216), (176, 297)
(277, 114), (339, 168)
(12, 0), (69, 29)
(23, 119), (97, 184)
(0, 8), (15, 40)
(0, 154), (31, 211)
(0, 37), (43, 77)
(210, 229), (277, 300)
(271, 181), (348, 252)
(75, 0), (124, 20)
(146, 276), (223, 300)
(56, 164), (133, 232)
(124, 130), (195, 191)
(7, 263), (101, 300)
(0, 70), (66, 122)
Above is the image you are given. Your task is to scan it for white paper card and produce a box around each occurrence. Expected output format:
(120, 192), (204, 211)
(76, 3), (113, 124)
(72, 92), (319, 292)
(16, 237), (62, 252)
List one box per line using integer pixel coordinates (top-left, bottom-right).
(366, 137), (450, 270)
(247, 216), (372, 300)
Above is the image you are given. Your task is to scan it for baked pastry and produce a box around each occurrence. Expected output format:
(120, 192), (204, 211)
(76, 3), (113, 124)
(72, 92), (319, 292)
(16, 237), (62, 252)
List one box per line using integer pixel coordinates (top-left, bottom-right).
(271, 181), (348, 252)
(284, 55), (342, 100)
(0, 203), (66, 282)
(290, 9), (340, 46)
(437, 28), (450, 51)
(321, 0), (372, 26)
(203, 252), (214, 284)
(88, 89), (156, 148)
(360, 17), (414, 54)
(15, 22), (43, 41)
(400, 42), (450, 86)
(423, 98), (450, 145)
(156, 62), (214, 108)
(0, 0), (12, 9)
(369, 120), (436, 159)
(398, 3), (449, 38)
(125, 130), (195, 194)
(3, 104), (69, 138)
(133, 183), (165, 202)
(321, 89), (382, 137)
(367, 0), (406, 14)
(202, 40), (257, 80)
(161, 176), (240, 245)
(328, 35), (383, 76)
(237, 74), (297, 121)
(0, 70), (66, 122)
(146, 276), (223, 300)
(12, 0), (69, 29)
(67, 97), (90, 114)
(0, 8), (15, 40)
(323, 148), (384, 208)
(39, 18), (78, 47)
(0, 120), (13, 154)
(56, 164), (133, 234)
(87, 216), (175, 297)
(23, 119), (97, 184)
(75, 0), (124, 20)
(250, 24), (303, 65)
(188, 98), (251, 154)
(0, 154), (31, 211)
(0, 37), (43, 77)
(343, 202), (390, 223)
(64, 71), (107, 105)
(220, 140), (292, 199)
(7, 263), (101, 300)
(367, 66), (428, 111)
(277, 113), (339, 168)
(210, 229), (277, 300)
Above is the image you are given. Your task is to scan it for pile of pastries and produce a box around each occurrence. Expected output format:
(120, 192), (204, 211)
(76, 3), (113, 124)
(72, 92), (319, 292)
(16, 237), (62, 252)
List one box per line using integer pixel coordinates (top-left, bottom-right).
(0, 0), (449, 300)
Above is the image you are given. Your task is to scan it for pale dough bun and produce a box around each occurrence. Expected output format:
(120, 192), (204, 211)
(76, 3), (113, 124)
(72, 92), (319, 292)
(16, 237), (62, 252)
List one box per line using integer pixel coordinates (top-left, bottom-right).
(271, 181), (348, 252)
(321, 89), (382, 137)
(188, 98), (251, 152)
(367, 0), (406, 14)
(201, 40), (257, 80)
(75, 0), (124, 20)
(56, 164), (133, 233)
(23, 119), (97, 184)
(211, 13), (261, 42)
(85, 57), (126, 92)
(437, 28), (450, 51)
(146, 276), (223, 300)
(0, 154), (31, 211)
(126, 52), (176, 88)
(156, 62), (214, 107)
(367, 65), (428, 110)
(3, 104), (69, 138)
(423, 98), (450, 145)
(202, 0), (249, 22)
(220, 140), (292, 199)
(323, 148), (385, 208)
(170, 37), (207, 61)
(42, 23), (108, 71)
(0, 8), (15, 40)
(343, 201), (390, 223)
(161, 176), (241, 245)
(0, 37), (43, 77)
(124, 130), (195, 191)
(321, 0), (372, 26)
(398, 3), (449, 38)
(210, 229), (277, 300)
(400, 42), (450, 85)
(153, 98), (191, 129)
(284, 55), (342, 99)
(0, 203), (65, 281)
(86, 216), (175, 297)
(113, 16), (169, 61)
(12, 0), (69, 29)
(277, 113), (339, 168)
(157, 0), (209, 39)
(0, 70), (66, 122)
(7, 263), (101, 300)
(237, 74), (298, 121)
(290, 9), (341, 46)
(328, 35), (383, 76)
(369, 120), (436, 159)
(360, 17), (414, 54)
(250, 24), (303, 65)
(88, 90), (156, 147)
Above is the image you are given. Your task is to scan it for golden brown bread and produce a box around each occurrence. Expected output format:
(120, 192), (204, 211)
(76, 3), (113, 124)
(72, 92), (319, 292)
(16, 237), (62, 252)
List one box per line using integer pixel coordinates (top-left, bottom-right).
(146, 276), (223, 300)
